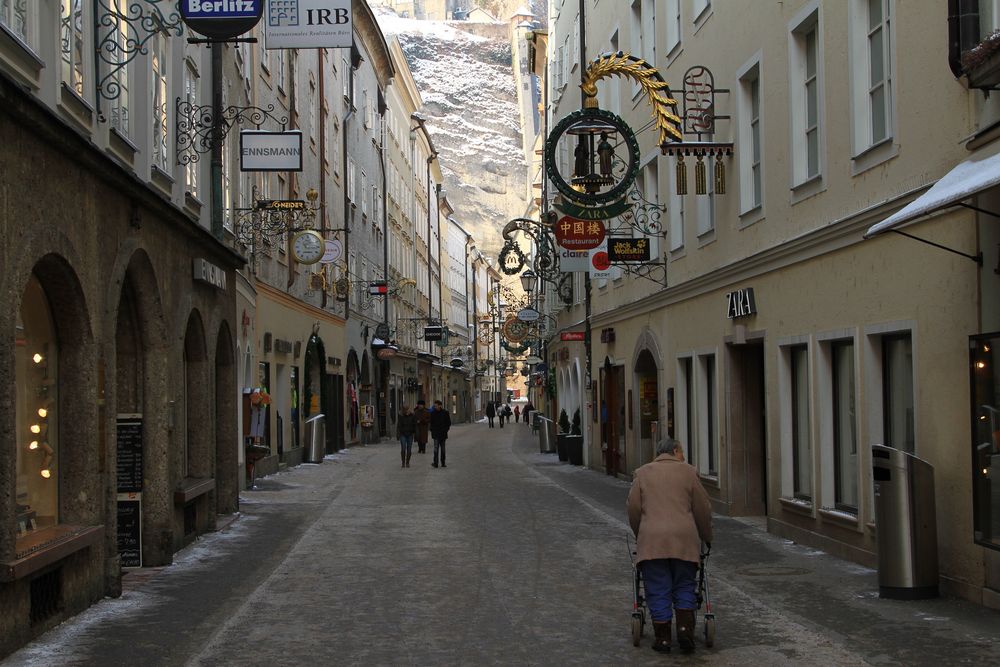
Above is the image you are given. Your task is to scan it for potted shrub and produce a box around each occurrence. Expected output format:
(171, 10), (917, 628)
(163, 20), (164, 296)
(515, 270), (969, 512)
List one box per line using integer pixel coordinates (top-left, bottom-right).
(567, 408), (584, 465)
(556, 408), (570, 462)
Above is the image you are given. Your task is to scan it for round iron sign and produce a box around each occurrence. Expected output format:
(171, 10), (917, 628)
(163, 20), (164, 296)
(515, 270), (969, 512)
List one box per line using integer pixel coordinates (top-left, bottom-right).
(181, 0), (264, 40)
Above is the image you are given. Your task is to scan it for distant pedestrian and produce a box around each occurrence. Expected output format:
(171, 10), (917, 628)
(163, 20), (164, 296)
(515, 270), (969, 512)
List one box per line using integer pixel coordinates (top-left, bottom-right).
(430, 400), (451, 468)
(523, 401), (534, 426)
(398, 406), (416, 468)
(414, 400), (430, 453)
(498, 401), (507, 428)
(485, 400), (496, 428)
(626, 437), (712, 654)
(514, 405), (521, 423)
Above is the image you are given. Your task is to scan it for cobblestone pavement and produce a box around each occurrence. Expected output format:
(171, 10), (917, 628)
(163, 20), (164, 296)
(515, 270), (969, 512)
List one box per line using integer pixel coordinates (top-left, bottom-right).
(3, 422), (998, 666)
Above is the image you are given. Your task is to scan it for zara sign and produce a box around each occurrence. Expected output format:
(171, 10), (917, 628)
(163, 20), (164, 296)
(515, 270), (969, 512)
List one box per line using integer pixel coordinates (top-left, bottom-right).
(726, 287), (757, 319)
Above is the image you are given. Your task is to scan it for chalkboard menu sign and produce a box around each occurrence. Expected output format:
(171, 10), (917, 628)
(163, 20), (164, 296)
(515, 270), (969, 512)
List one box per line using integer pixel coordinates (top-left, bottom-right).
(117, 496), (141, 567)
(116, 415), (143, 494)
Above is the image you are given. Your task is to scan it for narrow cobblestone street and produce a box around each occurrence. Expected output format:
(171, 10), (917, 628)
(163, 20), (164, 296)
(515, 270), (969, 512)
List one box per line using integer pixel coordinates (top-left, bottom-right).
(3, 423), (997, 666)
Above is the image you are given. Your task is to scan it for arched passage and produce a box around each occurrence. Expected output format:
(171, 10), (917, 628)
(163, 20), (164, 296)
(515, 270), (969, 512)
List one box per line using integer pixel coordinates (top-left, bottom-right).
(346, 349), (360, 442)
(179, 310), (212, 545)
(215, 321), (237, 515)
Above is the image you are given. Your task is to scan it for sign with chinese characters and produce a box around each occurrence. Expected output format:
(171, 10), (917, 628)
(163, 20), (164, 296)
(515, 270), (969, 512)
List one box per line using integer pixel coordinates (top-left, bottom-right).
(241, 130), (303, 171)
(181, 0), (263, 40)
(555, 215), (606, 251)
(265, 0), (352, 49)
(726, 287), (757, 319)
(607, 237), (651, 263)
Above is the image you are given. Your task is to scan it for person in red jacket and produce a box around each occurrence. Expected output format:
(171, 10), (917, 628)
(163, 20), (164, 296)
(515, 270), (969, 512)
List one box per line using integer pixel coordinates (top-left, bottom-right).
(626, 438), (713, 654)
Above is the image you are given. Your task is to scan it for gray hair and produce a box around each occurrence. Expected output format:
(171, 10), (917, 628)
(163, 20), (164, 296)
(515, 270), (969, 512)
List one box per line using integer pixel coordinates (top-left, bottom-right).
(656, 437), (682, 456)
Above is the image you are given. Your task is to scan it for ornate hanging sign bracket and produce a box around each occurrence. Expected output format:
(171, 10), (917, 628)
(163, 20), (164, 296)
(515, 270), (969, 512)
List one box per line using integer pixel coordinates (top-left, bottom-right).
(177, 101), (289, 165)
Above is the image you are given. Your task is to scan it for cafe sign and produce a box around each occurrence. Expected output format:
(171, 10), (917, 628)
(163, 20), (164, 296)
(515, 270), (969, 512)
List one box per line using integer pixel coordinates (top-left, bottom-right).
(607, 237), (651, 263)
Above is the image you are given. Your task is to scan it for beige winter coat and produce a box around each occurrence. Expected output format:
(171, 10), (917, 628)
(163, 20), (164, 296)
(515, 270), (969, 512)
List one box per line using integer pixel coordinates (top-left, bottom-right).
(626, 455), (713, 564)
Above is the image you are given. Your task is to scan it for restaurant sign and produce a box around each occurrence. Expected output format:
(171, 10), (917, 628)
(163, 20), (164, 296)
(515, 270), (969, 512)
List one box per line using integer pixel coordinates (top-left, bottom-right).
(607, 237), (651, 263)
(555, 215), (606, 250)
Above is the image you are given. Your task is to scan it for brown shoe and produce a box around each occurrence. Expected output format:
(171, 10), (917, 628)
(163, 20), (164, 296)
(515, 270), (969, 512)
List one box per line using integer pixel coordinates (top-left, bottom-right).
(676, 609), (695, 653)
(651, 621), (671, 653)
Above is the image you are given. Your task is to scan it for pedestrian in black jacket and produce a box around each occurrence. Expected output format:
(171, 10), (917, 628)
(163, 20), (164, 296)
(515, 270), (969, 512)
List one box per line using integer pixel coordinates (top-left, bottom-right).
(430, 400), (452, 468)
(398, 406), (416, 468)
(485, 401), (496, 428)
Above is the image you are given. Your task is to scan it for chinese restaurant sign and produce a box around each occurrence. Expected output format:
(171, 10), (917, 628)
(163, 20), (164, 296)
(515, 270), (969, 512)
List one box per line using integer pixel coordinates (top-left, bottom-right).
(555, 215), (606, 251)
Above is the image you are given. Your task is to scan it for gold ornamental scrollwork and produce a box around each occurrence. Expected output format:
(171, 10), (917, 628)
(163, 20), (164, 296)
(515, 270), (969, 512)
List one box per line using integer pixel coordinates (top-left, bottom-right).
(581, 52), (683, 145)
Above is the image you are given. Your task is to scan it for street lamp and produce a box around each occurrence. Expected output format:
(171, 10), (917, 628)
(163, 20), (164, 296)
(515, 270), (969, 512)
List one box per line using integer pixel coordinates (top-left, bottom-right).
(520, 270), (537, 294)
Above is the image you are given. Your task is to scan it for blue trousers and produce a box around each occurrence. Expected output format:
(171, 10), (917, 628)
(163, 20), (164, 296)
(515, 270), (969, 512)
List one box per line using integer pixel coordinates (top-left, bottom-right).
(641, 558), (698, 622)
(399, 434), (413, 456)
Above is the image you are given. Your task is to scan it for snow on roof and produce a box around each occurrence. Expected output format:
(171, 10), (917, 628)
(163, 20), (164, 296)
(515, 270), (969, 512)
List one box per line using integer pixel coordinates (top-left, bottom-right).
(510, 6), (536, 19)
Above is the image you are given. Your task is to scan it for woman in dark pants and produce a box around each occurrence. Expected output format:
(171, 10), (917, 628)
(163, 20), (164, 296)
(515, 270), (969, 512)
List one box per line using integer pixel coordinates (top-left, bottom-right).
(398, 406), (416, 468)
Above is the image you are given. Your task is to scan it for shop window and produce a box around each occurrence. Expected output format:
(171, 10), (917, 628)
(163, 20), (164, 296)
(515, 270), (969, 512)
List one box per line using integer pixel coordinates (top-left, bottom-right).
(970, 332), (1000, 549)
(882, 333), (913, 452)
(16, 275), (59, 537)
(790, 345), (812, 500)
(832, 340), (858, 512)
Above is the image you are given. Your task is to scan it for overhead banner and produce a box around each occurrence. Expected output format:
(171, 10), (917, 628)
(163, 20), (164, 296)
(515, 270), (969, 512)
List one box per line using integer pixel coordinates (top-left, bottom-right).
(265, 0), (352, 49)
(240, 130), (303, 171)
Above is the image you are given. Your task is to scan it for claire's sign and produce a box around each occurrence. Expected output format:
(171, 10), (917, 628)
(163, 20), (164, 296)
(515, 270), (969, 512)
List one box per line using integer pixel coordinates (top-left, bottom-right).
(181, 0), (263, 40)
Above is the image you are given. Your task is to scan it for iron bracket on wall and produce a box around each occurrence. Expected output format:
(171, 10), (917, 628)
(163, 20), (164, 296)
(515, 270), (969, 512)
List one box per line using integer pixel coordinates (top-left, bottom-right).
(95, 0), (184, 119)
(176, 100), (288, 165)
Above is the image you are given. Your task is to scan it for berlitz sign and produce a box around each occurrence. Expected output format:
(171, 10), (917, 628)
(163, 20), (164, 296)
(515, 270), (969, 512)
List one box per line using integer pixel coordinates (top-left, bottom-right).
(265, 0), (352, 50)
(240, 130), (303, 171)
(726, 287), (757, 319)
(181, 0), (263, 40)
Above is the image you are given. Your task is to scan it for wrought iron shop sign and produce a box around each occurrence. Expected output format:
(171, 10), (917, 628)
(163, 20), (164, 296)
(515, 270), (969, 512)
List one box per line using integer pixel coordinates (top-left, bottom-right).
(181, 0), (263, 40)
(726, 287), (757, 319)
(607, 237), (651, 263)
(240, 130), (303, 171)
(255, 199), (305, 211)
(424, 326), (444, 341)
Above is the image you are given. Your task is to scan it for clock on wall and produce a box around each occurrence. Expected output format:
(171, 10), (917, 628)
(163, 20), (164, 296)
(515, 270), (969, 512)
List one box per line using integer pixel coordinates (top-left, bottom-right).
(291, 229), (324, 265)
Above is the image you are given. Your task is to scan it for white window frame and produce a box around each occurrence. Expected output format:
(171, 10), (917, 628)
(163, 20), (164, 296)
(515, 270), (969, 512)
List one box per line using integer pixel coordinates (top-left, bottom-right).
(817, 330), (861, 519)
(778, 337), (814, 506)
(183, 56), (200, 197)
(665, 0), (681, 56)
(60, 0), (87, 97)
(151, 31), (170, 173)
(848, 0), (895, 163)
(668, 153), (685, 252)
(788, 3), (823, 189)
(696, 351), (719, 478)
(737, 54), (763, 219)
(863, 321), (917, 456)
(1, 0), (35, 47)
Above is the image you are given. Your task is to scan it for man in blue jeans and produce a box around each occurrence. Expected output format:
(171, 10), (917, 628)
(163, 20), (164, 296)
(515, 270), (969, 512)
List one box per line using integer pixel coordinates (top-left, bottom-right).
(429, 400), (451, 468)
(626, 438), (713, 653)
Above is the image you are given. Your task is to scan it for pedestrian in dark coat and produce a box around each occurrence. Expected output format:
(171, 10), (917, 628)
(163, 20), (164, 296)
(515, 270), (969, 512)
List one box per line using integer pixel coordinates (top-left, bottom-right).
(514, 404), (521, 422)
(485, 401), (496, 428)
(626, 437), (713, 654)
(414, 400), (430, 453)
(523, 401), (534, 427)
(398, 406), (416, 468)
(429, 400), (451, 468)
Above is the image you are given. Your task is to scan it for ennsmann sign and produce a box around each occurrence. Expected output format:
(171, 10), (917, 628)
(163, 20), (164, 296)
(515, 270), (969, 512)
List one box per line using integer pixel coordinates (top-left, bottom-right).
(180, 0), (263, 40)
(240, 130), (303, 171)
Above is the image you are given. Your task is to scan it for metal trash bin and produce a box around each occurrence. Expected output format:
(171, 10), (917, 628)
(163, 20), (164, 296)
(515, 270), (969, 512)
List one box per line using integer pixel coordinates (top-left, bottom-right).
(304, 414), (326, 464)
(537, 415), (555, 454)
(872, 444), (939, 599)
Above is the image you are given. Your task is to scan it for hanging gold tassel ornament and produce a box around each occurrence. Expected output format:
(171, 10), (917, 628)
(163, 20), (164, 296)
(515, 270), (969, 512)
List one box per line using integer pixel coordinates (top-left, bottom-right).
(695, 154), (707, 195)
(675, 153), (688, 195)
(714, 155), (726, 195)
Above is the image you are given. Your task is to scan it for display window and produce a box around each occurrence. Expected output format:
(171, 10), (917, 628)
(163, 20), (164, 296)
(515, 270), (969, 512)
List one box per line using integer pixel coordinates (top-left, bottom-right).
(971, 332), (1000, 550)
(15, 275), (58, 537)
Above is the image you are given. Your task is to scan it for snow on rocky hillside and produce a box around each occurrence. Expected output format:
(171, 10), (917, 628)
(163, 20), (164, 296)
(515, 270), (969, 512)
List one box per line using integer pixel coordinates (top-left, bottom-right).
(376, 7), (527, 254)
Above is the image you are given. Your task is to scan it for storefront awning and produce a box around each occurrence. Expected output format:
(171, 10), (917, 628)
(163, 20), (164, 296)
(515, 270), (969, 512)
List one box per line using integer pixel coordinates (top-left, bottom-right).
(865, 145), (1000, 238)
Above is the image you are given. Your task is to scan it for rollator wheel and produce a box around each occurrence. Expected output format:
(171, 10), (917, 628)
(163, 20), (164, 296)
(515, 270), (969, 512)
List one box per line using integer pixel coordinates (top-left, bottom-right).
(631, 614), (643, 647)
(703, 614), (715, 648)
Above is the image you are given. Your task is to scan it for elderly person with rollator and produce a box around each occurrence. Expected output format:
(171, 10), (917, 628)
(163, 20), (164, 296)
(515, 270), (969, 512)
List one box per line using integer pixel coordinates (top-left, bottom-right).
(626, 437), (713, 654)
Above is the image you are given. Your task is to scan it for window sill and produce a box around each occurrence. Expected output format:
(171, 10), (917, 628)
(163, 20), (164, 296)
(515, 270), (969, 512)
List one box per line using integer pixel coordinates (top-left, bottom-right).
(150, 163), (174, 197)
(58, 82), (94, 133)
(819, 506), (860, 529)
(698, 473), (720, 488)
(184, 191), (203, 218)
(107, 126), (138, 167)
(779, 496), (815, 517)
(174, 477), (215, 505)
(696, 228), (716, 248)
(4, 525), (103, 582)
(693, 6), (714, 34)
(790, 173), (825, 204)
(738, 205), (765, 229)
(0, 23), (43, 89)
(851, 137), (897, 176)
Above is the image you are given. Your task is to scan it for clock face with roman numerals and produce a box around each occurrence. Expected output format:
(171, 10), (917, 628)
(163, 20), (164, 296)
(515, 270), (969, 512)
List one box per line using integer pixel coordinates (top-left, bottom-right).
(292, 230), (324, 265)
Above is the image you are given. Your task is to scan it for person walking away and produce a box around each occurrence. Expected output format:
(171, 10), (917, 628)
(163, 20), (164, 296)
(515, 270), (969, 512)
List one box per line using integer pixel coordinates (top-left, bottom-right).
(498, 401), (506, 428)
(626, 438), (712, 654)
(523, 401), (534, 427)
(398, 406), (416, 468)
(430, 400), (451, 468)
(414, 400), (431, 453)
(485, 400), (496, 428)
(513, 404), (521, 423)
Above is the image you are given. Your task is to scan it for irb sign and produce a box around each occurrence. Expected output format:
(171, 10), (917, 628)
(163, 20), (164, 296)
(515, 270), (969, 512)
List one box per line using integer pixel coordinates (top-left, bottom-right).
(265, 0), (352, 50)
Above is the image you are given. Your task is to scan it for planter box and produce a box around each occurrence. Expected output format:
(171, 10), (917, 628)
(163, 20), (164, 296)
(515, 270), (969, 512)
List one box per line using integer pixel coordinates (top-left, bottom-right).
(566, 435), (584, 465)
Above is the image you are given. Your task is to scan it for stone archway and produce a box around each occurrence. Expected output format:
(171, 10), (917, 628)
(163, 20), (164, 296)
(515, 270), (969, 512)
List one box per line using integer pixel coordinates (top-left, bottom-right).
(631, 328), (663, 467)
